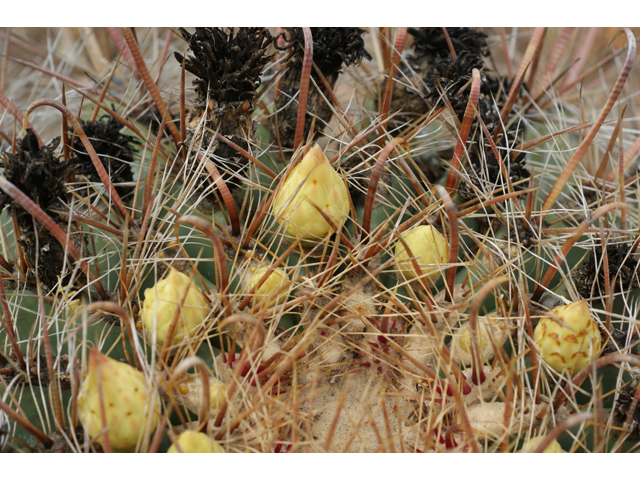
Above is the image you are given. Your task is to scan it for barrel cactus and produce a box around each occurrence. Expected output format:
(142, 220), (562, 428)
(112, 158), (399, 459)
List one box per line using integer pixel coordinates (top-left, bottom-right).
(0, 27), (639, 455)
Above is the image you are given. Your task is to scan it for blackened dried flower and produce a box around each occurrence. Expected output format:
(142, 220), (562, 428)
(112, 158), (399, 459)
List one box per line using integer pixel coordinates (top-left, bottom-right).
(408, 27), (489, 61)
(175, 28), (272, 204)
(176, 28), (272, 105)
(393, 28), (510, 132)
(573, 243), (639, 299)
(612, 378), (640, 440)
(0, 130), (84, 291)
(276, 27), (370, 76)
(391, 28), (488, 119)
(69, 115), (138, 200)
(0, 131), (72, 226)
(274, 27), (371, 148)
(425, 52), (515, 133)
(457, 149), (530, 203)
(425, 50), (485, 119)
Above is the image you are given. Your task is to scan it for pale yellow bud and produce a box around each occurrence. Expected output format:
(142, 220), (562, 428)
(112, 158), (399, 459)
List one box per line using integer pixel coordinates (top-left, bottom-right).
(457, 325), (490, 353)
(534, 300), (602, 375)
(521, 436), (564, 453)
(167, 431), (224, 453)
(174, 376), (227, 415)
(78, 350), (160, 452)
(249, 266), (291, 308)
(209, 381), (227, 409)
(452, 316), (509, 366)
(395, 225), (448, 282)
(273, 145), (350, 244)
(142, 268), (208, 345)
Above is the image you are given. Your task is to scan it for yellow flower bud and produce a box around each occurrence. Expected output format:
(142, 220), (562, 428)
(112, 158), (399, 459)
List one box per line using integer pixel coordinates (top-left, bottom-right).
(167, 431), (224, 453)
(273, 145), (350, 244)
(457, 325), (490, 353)
(534, 300), (602, 375)
(142, 268), (208, 345)
(209, 381), (227, 409)
(249, 266), (291, 308)
(521, 436), (564, 453)
(177, 375), (227, 412)
(451, 316), (509, 366)
(395, 225), (448, 282)
(78, 350), (160, 452)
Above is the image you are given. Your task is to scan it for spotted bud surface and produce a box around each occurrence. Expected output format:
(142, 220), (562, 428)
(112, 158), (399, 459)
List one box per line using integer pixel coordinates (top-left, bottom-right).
(167, 430), (224, 453)
(521, 436), (564, 453)
(395, 225), (448, 282)
(534, 300), (602, 375)
(78, 350), (159, 452)
(273, 145), (350, 244)
(142, 268), (208, 345)
(249, 266), (291, 308)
